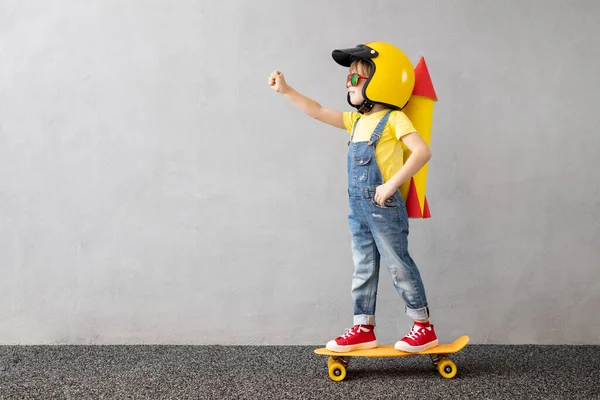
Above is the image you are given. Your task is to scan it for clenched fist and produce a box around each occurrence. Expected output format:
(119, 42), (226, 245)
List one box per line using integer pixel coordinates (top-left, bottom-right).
(268, 70), (290, 94)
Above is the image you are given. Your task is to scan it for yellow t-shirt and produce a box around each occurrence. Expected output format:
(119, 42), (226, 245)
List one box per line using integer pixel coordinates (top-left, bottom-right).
(343, 109), (417, 185)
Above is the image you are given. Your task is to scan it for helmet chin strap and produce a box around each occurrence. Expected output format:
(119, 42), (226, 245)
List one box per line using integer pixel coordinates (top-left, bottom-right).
(347, 93), (376, 114)
(357, 100), (375, 114)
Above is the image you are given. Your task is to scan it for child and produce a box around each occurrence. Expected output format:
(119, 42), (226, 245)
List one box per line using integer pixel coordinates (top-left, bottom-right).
(268, 42), (437, 353)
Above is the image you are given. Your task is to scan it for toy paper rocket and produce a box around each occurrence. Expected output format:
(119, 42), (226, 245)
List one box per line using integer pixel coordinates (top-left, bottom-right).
(401, 57), (437, 219)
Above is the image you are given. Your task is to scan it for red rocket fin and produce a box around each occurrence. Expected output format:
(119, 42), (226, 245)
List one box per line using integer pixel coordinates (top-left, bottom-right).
(413, 57), (438, 101)
(423, 195), (431, 218)
(405, 178), (423, 218)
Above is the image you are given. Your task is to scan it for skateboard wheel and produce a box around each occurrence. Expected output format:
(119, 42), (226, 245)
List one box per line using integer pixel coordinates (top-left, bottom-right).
(437, 358), (457, 379)
(328, 357), (335, 368)
(328, 362), (347, 382)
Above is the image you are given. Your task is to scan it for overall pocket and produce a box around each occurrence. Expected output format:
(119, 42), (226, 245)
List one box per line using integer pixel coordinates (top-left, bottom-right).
(353, 155), (372, 183)
(369, 189), (401, 209)
(371, 195), (398, 209)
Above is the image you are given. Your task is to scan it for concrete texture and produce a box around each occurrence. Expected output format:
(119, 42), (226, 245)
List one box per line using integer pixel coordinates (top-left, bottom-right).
(0, 0), (599, 345)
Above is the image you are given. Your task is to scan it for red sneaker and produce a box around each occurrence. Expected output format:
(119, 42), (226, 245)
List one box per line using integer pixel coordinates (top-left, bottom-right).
(395, 322), (439, 353)
(326, 325), (378, 352)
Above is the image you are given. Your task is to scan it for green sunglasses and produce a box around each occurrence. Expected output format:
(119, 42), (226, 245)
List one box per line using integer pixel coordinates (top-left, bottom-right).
(347, 73), (369, 87)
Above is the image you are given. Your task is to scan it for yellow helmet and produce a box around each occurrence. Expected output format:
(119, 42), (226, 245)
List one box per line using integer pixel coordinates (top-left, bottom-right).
(332, 42), (415, 113)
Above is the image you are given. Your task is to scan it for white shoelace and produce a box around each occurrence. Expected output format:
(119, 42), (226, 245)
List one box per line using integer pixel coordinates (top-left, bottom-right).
(405, 325), (426, 340)
(341, 325), (368, 339)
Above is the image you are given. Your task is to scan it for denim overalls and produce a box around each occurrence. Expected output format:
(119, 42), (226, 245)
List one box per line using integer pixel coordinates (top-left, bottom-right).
(347, 110), (429, 325)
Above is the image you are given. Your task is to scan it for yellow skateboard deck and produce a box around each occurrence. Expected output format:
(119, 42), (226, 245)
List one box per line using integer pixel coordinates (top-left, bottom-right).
(314, 335), (469, 381)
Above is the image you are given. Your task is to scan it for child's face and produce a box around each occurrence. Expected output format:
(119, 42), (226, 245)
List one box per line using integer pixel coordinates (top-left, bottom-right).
(347, 68), (369, 106)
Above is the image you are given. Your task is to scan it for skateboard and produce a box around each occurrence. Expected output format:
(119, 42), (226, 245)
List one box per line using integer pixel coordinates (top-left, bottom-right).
(314, 335), (469, 381)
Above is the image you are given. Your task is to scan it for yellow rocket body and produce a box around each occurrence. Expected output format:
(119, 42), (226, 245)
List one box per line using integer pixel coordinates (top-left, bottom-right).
(401, 57), (437, 219)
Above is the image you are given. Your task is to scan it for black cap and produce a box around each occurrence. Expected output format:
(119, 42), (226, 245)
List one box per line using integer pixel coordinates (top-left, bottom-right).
(332, 44), (379, 67)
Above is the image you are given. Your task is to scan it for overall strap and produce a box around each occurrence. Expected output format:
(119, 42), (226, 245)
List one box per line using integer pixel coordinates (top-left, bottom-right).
(348, 117), (361, 146)
(368, 110), (393, 146)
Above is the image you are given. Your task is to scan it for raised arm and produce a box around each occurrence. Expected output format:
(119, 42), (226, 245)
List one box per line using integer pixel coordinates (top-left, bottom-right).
(268, 70), (345, 130)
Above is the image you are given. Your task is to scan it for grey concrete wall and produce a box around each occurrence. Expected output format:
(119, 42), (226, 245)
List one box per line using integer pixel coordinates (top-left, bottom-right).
(1, 0), (599, 345)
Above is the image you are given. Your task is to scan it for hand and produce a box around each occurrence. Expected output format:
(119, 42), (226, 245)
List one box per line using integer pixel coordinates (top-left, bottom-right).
(374, 183), (397, 207)
(268, 70), (290, 94)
